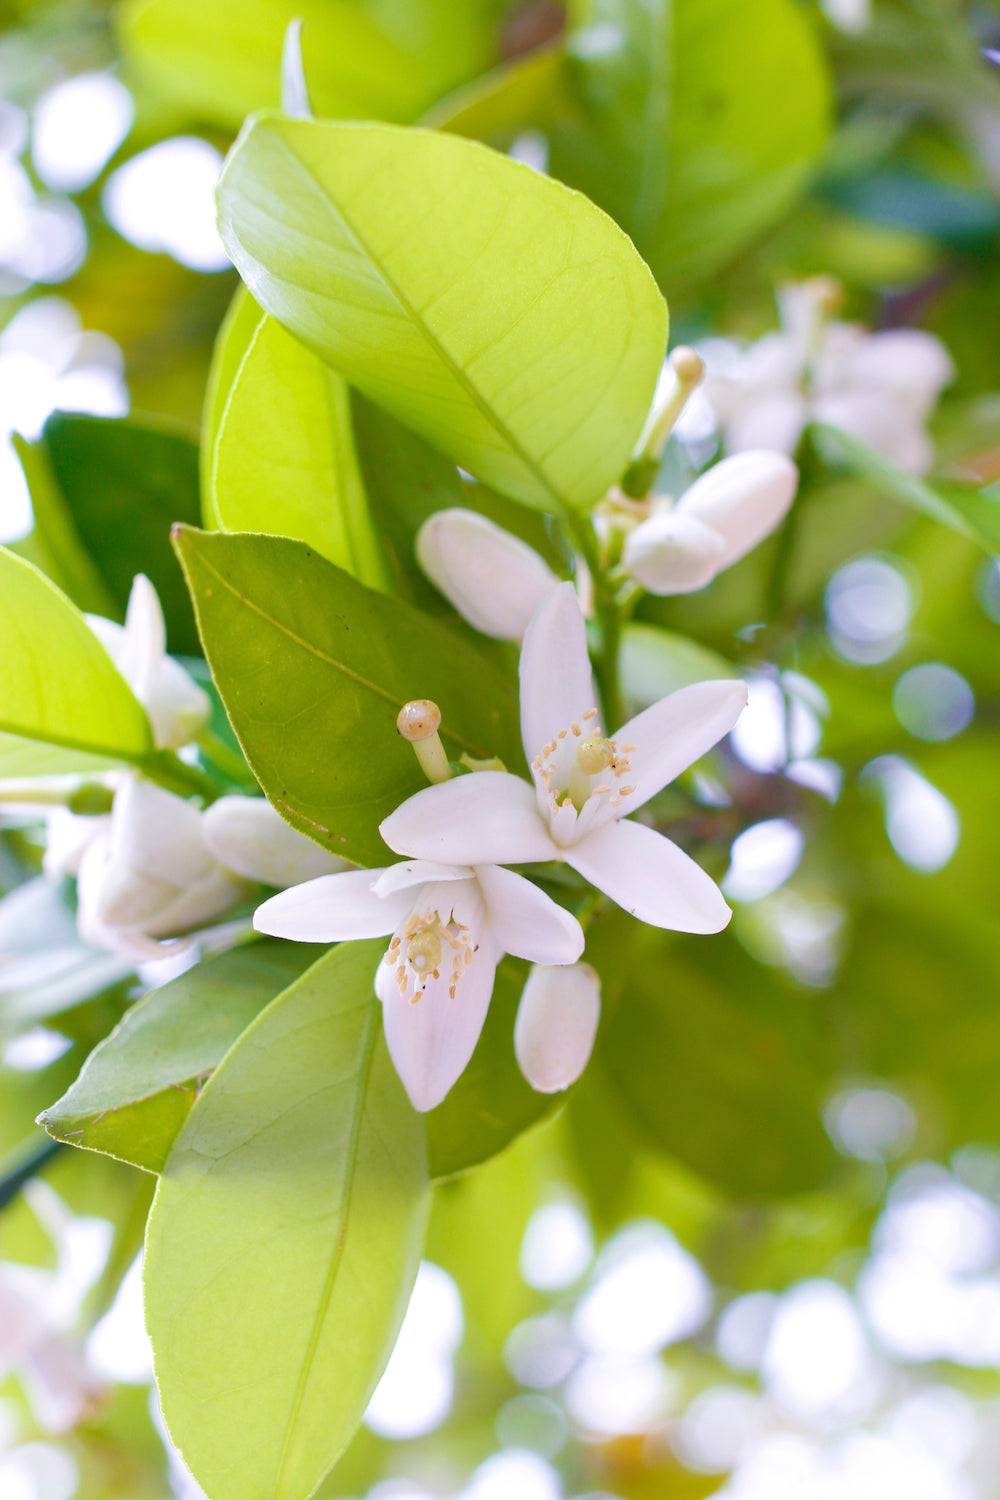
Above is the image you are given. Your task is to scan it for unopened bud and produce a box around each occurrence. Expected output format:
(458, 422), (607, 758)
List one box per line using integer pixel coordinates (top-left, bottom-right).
(415, 509), (558, 640)
(397, 700), (452, 785)
(514, 963), (601, 1094)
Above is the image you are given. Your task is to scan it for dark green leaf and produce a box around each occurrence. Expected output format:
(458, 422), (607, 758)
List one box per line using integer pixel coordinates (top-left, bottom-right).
(173, 526), (521, 866)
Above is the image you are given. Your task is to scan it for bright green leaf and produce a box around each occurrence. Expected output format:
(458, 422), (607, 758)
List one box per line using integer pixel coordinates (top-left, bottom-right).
(201, 284), (262, 526)
(213, 314), (388, 590)
(145, 940), (429, 1500)
(10, 433), (118, 617)
(173, 526), (521, 866)
(217, 117), (667, 512)
(39, 939), (321, 1172)
(0, 547), (152, 776)
(434, 0), (832, 293)
(119, 0), (511, 133)
(621, 623), (738, 709)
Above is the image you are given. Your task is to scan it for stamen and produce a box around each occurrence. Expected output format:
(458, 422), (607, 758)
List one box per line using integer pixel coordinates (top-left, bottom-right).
(571, 722), (581, 736)
(582, 707), (599, 720)
(619, 785), (635, 796)
(557, 728), (567, 739)
(610, 795), (621, 807)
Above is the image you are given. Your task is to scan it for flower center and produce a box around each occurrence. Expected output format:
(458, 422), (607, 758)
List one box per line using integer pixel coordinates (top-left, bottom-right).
(385, 908), (476, 1003)
(532, 709), (638, 815)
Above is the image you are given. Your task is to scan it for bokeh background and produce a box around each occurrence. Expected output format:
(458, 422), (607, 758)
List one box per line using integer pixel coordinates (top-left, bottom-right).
(4, 2), (1000, 1498)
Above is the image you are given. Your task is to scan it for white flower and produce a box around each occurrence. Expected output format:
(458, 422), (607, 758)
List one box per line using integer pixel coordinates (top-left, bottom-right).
(76, 777), (249, 960)
(0, 1182), (110, 1433)
(201, 794), (353, 887)
(86, 573), (210, 750)
(415, 508), (559, 640)
(254, 857), (584, 1111)
(622, 451), (799, 594)
(696, 280), (954, 475)
(514, 962), (601, 1093)
(380, 585), (746, 934)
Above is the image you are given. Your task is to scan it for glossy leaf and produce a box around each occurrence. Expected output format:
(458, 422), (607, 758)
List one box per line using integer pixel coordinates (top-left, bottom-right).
(213, 313), (388, 589)
(435, 0), (832, 292)
(173, 526), (521, 866)
(0, 547), (152, 777)
(145, 940), (429, 1500)
(10, 432), (117, 617)
(621, 623), (738, 709)
(217, 116), (666, 512)
(426, 956), (560, 1180)
(351, 394), (565, 611)
(34, 415), (203, 655)
(201, 284), (262, 525)
(39, 939), (321, 1172)
(119, 0), (510, 132)
(812, 422), (1000, 554)
(589, 912), (839, 1199)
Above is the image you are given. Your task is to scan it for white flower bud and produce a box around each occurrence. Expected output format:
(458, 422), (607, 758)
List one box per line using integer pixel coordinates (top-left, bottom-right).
(416, 508), (558, 640)
(86, 574), (210, 750)
(202, 795), (352, 887)
(623, 451), (798, 595)
(514, 961), (601, 1094)
(76, 778), (248, 958)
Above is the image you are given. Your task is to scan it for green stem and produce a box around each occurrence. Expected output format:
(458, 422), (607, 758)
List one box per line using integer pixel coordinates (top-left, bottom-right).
(0, 1136), (64, 1213)
(564, 514), (626, 732)
(198, 728), (254, 787)
(140, 750), (220, 804)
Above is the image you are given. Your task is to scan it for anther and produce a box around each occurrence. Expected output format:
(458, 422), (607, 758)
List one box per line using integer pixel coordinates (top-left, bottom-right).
(582, 707), (598, 720)
(610, 795), (621, 806)
(571, 722), (581, 736)
(619, 785), (635, 796)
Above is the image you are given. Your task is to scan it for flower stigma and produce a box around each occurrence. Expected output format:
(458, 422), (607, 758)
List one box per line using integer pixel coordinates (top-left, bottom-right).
(397, 698), (453, 785)
(385, 905), (476, 1004)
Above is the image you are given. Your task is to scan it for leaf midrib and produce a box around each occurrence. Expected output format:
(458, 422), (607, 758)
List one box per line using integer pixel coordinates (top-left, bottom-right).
(264, 126), (576, 516)
(182, 539), (491, 757)
(272, 1000), (378, 1497)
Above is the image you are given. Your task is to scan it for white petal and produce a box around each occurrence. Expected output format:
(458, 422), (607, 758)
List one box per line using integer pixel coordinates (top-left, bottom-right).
(514, 962), (601, 1093)
(723, 390), (807, 458)
(474, 863), (584, 965)
(377, 888), (498, 1112)
(109, 777), (214, 887)
(623, 510), (726, 595)
(612, 678), (748, 815)
(145, 654), (211, 750)
(42, 807), (108, 879)
(846, 329), (953, 417)
(119, 574), (167, 704)
(380, 772), (558, 866)
(415, 508), (558, 640)
(567, 819), (732, 933)
(675, 451), (799, 571)
(519, 582), (596, 763)
(138, 864), (247, 938)
(202, 795), (351, 886)
(253, 868), (407, 942)
(812, 391), (932, 475)
(371, 861), (473, 897)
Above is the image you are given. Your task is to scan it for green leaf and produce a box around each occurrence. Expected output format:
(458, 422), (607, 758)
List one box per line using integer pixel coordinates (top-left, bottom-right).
(201, 285), (263, 526)
(10, 433), (118, 617)
(0, 547), (152, 777)
(144, 940), (429, 1500)
(173, 526), (521, 866)
(812, 422), (1000, 554)
(39, 939), (321, 1172)
(44, 415), (203, 656)
(590, 913), (839, 1199)
(217, 116), (667, 513)
(119, 0), (510, 133)
(426, 957), (560, 1180)
(213, 313), (388, 590)
(351, 393), (565, 611)
(621, 623), (738, 709)
(434, 0), (832, 292)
